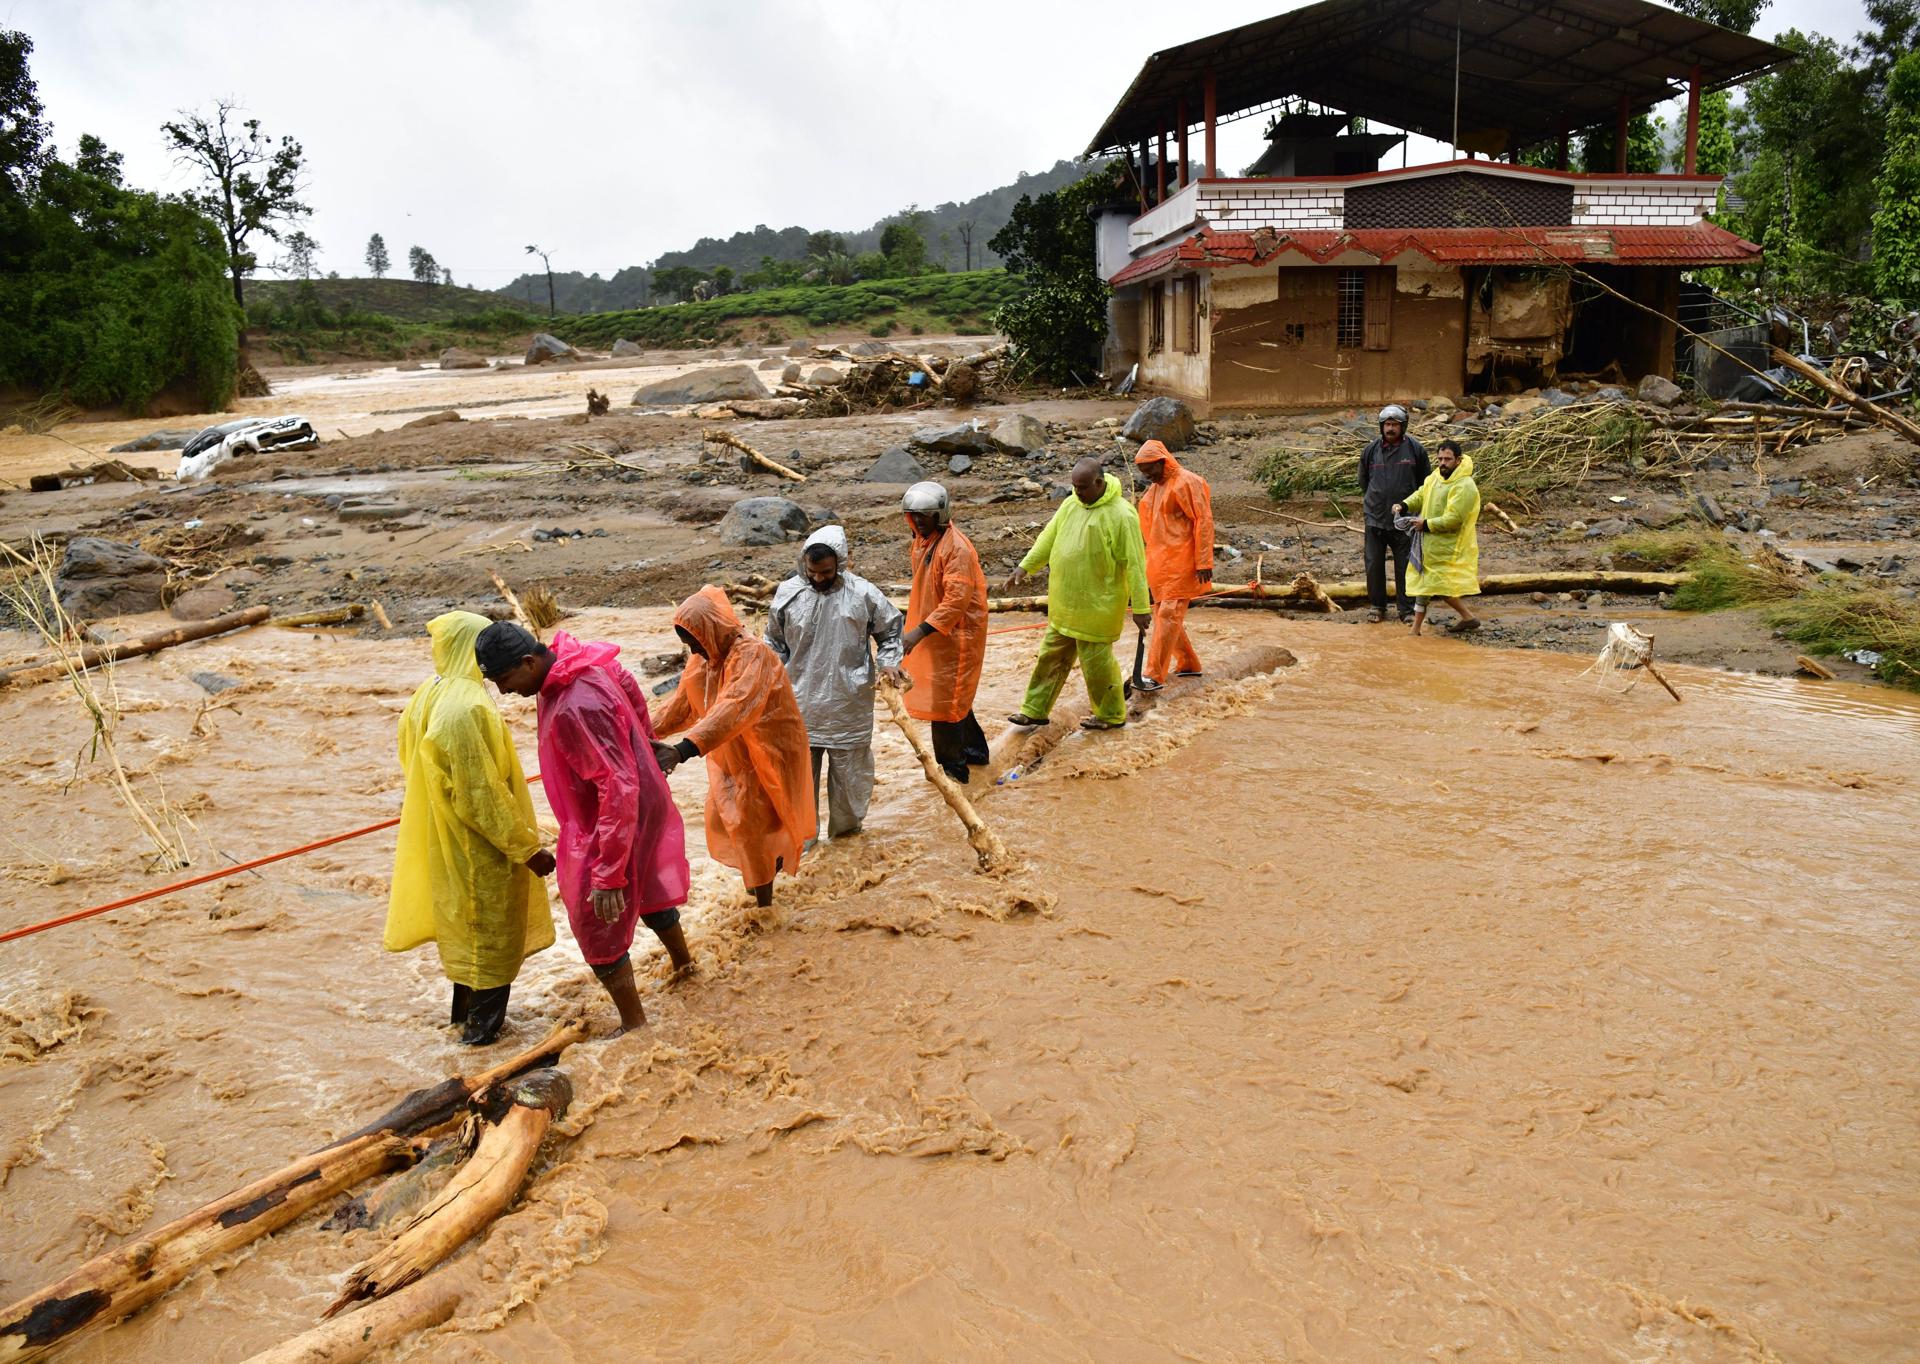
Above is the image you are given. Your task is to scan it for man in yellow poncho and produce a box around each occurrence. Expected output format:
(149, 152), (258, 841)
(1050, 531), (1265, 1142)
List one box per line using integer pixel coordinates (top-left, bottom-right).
(1005, 457), (1152, 731)
(384, 611), (556, 1045)
(1394, 439), (1484, 637)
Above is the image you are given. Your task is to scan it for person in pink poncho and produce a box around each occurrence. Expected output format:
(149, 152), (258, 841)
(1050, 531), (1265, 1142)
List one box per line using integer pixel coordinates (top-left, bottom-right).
(476, 621), (692, 1034)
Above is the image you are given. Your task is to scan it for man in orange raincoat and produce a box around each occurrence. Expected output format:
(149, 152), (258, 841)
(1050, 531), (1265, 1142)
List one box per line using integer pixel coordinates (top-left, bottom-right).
(1133, 440), (1214, 689)
(900, 481), (989, 783)
(652, 587), (815, 907)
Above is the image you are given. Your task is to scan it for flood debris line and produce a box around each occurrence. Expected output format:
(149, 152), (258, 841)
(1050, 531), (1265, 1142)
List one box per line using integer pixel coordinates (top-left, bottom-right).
(1773, 347), (1920, 449)
(702, 428), (807, 481)
(324, 1068), (574, 1318)
(986, 571), (1688, 617)
(0, 1022), (585, 1361)
(877, 680), (1010, 872)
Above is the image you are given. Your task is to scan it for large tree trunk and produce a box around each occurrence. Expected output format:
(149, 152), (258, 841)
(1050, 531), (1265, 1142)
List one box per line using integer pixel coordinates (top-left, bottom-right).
(243, 1276), (463, 1364)
(0, 606), (272, 690)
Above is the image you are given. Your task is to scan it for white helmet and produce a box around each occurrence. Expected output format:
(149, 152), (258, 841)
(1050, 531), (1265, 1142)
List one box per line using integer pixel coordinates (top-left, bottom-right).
(1378, 404), (1408, 427)
(901, 481), (951, 526)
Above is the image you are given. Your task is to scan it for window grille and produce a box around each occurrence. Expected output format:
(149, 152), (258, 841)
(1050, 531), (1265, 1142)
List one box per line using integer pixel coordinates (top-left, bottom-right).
(1336, 269), (1366, 348)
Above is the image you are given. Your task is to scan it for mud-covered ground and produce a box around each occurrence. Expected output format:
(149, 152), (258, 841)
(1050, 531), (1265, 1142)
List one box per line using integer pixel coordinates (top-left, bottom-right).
(3, 342), (1915, 688)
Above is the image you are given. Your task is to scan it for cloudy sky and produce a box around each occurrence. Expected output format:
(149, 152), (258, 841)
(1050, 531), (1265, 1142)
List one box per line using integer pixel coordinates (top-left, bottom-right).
(11, 0), (1869, 287)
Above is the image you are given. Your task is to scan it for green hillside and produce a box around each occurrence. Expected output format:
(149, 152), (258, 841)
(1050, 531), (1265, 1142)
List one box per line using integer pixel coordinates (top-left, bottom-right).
(248, 277), (522, 322)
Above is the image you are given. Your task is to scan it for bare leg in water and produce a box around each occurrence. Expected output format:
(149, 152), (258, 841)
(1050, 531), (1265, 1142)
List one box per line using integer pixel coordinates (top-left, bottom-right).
(652, 921), (693, 972)
(751, 881), (773, 908)
(591, 956), (648, 1036)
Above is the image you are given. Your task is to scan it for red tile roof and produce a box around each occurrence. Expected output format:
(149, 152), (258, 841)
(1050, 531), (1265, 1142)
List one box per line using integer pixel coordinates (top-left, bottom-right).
(1108, 224), (1761, 285)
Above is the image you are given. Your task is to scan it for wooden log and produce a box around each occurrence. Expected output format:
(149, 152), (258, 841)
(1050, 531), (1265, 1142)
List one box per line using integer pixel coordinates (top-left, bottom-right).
(1795, 654), (1836, 680)
(0, 605), (272, 690)
(701, 428), (806, 481)
(329, 1017), (588, 1148)
(0, 1132), (414, 1364)
(1772, 348), (1920, 448)
(242, 1275), (462, 1364)
(324, 1070), (573, 1317)
(369, 600), (394, 631)
(269, 604), (365, 629)
(1484, 501), (1522, 534)
(1718, 401), (1861, 422)
(877, 681), (1010, 871)
(488, 570), (527, 628)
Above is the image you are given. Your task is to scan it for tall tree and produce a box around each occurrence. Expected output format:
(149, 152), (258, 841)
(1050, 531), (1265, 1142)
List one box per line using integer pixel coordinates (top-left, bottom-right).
(364, 232), (389, 277)
(441, 265), (454, 287)
(283, 229), (318, 280)
(0, 29), (49, 197)
(407, 244), (438, 283)
(1874, 50), (1920, 297)
(957, 219), (975, 272)
(162, 101), (308, 308)
(525, 243), (556, 315)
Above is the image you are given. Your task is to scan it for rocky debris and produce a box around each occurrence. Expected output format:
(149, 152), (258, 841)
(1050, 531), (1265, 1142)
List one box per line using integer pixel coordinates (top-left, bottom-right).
(706, 398), (807, 421)
(56, 537), (169, 619)
(863, 447), (928, 483)
(1120, 396), (1197, 451)
(850, 340), (891, 356)
(611, 338), (642, 357)
(1504, 394), (1547, 417)
(169, 585), (237, 621)
(808, 367), (845, 386)
(718, 496), (811, 546)
(190, 671), (241, 694)
(108, 429), (199, 453)
(632, 364), (773, 406)
(758, 357), (786, 372)
(781, 362), (803, 384)
(1691, 491), (1727, 525)
(1637, 373), (1684, 408)
(525, 333), (578, 365)
(439, 347), (488, 370)
(910, 422), (996, 456)
(531, 527), (604, 542)
(336, 497), (414, 522)
(948, 454), (974, 475)
(1428, 395), (1455, 412)
(786, 340), (812, 356)
(402, 410), (463, 429)
(990, 413), (1048, 455)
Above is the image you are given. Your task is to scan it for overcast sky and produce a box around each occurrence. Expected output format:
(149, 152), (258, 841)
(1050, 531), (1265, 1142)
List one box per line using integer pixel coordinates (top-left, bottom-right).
(10, 0), (1870, 286)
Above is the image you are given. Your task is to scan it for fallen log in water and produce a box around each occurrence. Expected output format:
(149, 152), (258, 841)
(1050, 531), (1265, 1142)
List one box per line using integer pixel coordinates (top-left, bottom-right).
(0, 605), (272, 690)
(242, 1275), (464, 1364)
(702, 428), (806, 481)
(986, 571), (1687, 616)
(877, 681), (1010, 871)
(329, 1017), (587, 1147)
(269, 604), (365, 629)
(979, 644), (1297, 791)
(325, 1069), (574, 1317)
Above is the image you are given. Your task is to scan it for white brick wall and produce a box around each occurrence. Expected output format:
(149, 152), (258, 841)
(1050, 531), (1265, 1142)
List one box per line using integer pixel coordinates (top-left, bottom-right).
(1574, 183), (1713, 226)
(1199, 184), (1345, 231)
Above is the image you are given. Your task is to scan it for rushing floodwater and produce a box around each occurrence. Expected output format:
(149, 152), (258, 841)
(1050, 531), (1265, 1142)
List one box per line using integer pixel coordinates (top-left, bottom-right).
(2, 608), (1916, 1361)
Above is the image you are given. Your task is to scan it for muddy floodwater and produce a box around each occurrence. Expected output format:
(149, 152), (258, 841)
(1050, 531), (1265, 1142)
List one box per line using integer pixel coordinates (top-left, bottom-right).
(2, 609), (1917, 1361)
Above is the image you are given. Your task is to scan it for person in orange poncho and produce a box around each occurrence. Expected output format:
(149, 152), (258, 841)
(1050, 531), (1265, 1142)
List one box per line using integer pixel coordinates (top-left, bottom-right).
(651, 587), (815, 906)
(1133, 440), (1215, 689)
(900, 481), (989, 783)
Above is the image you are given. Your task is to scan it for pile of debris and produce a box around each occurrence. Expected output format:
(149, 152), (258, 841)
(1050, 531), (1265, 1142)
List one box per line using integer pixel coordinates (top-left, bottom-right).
(797, 344), (1010, 418)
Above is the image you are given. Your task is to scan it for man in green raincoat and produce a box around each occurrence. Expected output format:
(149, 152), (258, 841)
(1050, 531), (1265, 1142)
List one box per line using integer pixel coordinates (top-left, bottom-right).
(1005, 457), (1152, 731)
(1394, 439), (1483, 636)
(384, 611), (556, 1045)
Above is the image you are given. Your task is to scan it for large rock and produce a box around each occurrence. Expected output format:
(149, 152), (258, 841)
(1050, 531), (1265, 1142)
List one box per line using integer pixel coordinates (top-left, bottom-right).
(169, 585), (237, 622)
(808, 366), (845, 386)
(631, 364), (772, 406)
(990, 413), (1048, 454)
(781, 362), (803, 384)
(610, 338), (643, 357)
(439, 347), (488, 370)
(862, 447), (928, 483)
(525, 332), (577, 365)
(56, 537), (169, 619)
(108, 429), (200, 453)
(757, 357), (786, 371)
(717, 496), (811, 546)
(909, 422), (996, 456)
(1120, 397), (1197, 450)
(1637, 373), (1684, 408)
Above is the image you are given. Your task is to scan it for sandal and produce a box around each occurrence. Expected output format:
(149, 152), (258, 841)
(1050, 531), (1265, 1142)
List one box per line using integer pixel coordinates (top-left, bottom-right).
(1366, 609), (1385, 623)
(1005, 712), (1048, 727)
(1133, 677), (1163, 693)
(1078, 716), (1123, 731)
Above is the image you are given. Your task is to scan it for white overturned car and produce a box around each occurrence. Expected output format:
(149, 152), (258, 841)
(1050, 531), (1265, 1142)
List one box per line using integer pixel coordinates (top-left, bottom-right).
(175, 415), (319, 481)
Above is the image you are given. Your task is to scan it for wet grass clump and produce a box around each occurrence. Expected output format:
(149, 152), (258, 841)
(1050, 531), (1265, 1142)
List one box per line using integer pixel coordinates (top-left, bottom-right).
(1765, 583), (1920, 689)
(1609, 530), (1802, 612)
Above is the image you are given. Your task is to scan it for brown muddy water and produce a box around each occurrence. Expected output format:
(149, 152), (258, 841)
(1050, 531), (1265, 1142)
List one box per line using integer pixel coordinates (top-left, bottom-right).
(2, 610), (1917, 1361)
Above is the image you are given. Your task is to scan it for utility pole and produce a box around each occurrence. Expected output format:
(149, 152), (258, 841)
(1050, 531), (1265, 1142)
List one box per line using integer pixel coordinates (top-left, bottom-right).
(525, 244), (556, 317)
(957, 220), (975, 273)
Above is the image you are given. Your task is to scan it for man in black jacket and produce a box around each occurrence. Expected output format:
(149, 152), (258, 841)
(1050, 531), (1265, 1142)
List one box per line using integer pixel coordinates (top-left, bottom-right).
(1358, 403), (1430, 623)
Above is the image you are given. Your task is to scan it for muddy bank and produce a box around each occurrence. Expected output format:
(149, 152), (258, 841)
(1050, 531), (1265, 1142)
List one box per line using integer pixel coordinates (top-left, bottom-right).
(1, 607), (1917, 1359)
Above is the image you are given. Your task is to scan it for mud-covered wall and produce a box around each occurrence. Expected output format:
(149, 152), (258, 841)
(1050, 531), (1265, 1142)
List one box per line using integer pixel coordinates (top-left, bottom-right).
(1208, 263), (1465, 409)
(1137, 274), (1209, 401)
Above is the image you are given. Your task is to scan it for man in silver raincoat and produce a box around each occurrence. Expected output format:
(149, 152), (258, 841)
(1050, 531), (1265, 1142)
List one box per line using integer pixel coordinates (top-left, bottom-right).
(766, 525), (907, 842)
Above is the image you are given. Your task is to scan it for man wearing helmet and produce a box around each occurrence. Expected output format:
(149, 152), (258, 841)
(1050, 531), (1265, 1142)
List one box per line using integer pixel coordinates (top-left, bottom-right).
(1359, 403), (1430, 624)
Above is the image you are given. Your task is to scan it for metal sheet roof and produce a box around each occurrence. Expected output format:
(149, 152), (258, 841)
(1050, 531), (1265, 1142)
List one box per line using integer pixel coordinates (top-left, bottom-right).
(1086, 0), (1795, 157)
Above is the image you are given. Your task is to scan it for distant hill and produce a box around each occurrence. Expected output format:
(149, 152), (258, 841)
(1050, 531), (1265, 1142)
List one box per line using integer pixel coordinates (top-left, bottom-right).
(496, 158), (1109, 313)
(249, 277), (527, 323)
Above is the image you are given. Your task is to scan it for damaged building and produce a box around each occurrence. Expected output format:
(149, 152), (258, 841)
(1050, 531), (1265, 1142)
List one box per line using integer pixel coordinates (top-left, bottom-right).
(1087, 0), (1794, 410)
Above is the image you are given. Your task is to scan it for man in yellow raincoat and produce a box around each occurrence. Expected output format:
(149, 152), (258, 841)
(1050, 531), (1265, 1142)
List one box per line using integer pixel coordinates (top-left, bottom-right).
(1394, 439), (1483, 637)
(385, 611), (556, 1045)
(1005, 457), (1152, 731)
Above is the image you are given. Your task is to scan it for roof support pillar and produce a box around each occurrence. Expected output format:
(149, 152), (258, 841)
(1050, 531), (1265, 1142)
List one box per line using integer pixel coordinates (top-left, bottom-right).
(1203, 70), (1217, 179)
(1157, 126), (1168, 202)
(1137, 140), (1151, 211)
(1615, 95), (1630, 173)
(1683, 63), (1702, 174)
(1177, 99), (1189, 187)
(1556, 112), (1569, 170)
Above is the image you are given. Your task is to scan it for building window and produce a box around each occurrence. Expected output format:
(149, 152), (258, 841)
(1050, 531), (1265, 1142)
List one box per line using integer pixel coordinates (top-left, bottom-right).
(1337, 267), (1392, 351)
(1148, 283), (1166, 353)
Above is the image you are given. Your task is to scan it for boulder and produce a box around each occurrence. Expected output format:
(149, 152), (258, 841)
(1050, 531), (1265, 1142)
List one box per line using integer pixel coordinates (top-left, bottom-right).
(1637, 373), (1684, 407)
(1502, 394), (1548, 418)
(781, 362), (803, 384)
(717, 496), (811, 546)
(631, 364), (772, 406)
(611, 338), (643, 357)
(862, 447), (928, 483)
(169, 585), (237, 622)
(108, 429), (200, 454)
(990, 413), (1048, 454)
(786, 340), (812, 356)
(525, 332), (577, 365)
(851, 340), (891, 357)
(909, 422), (996, 456)
(56, 537), (169, 619)
(948, 454), (974, 475)
(1120, 396), (1197, 450)
(439, 347), (488, 370)
(808, 366), (845, 386)
(1428, 394), (1455, 412)
(757, 357), (786, 371)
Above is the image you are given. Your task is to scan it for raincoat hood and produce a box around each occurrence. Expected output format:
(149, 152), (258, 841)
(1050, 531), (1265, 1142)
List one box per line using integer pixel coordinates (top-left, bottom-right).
(800, 524), (850, 573)
(674, 586), (743, 664)
(1134, 440), (1182, 477)
(429, 611), (491, 683)
(1077, 471), (1123, 509)
(543, 630), (622, 691)
(1441, 454), (1476, 481)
